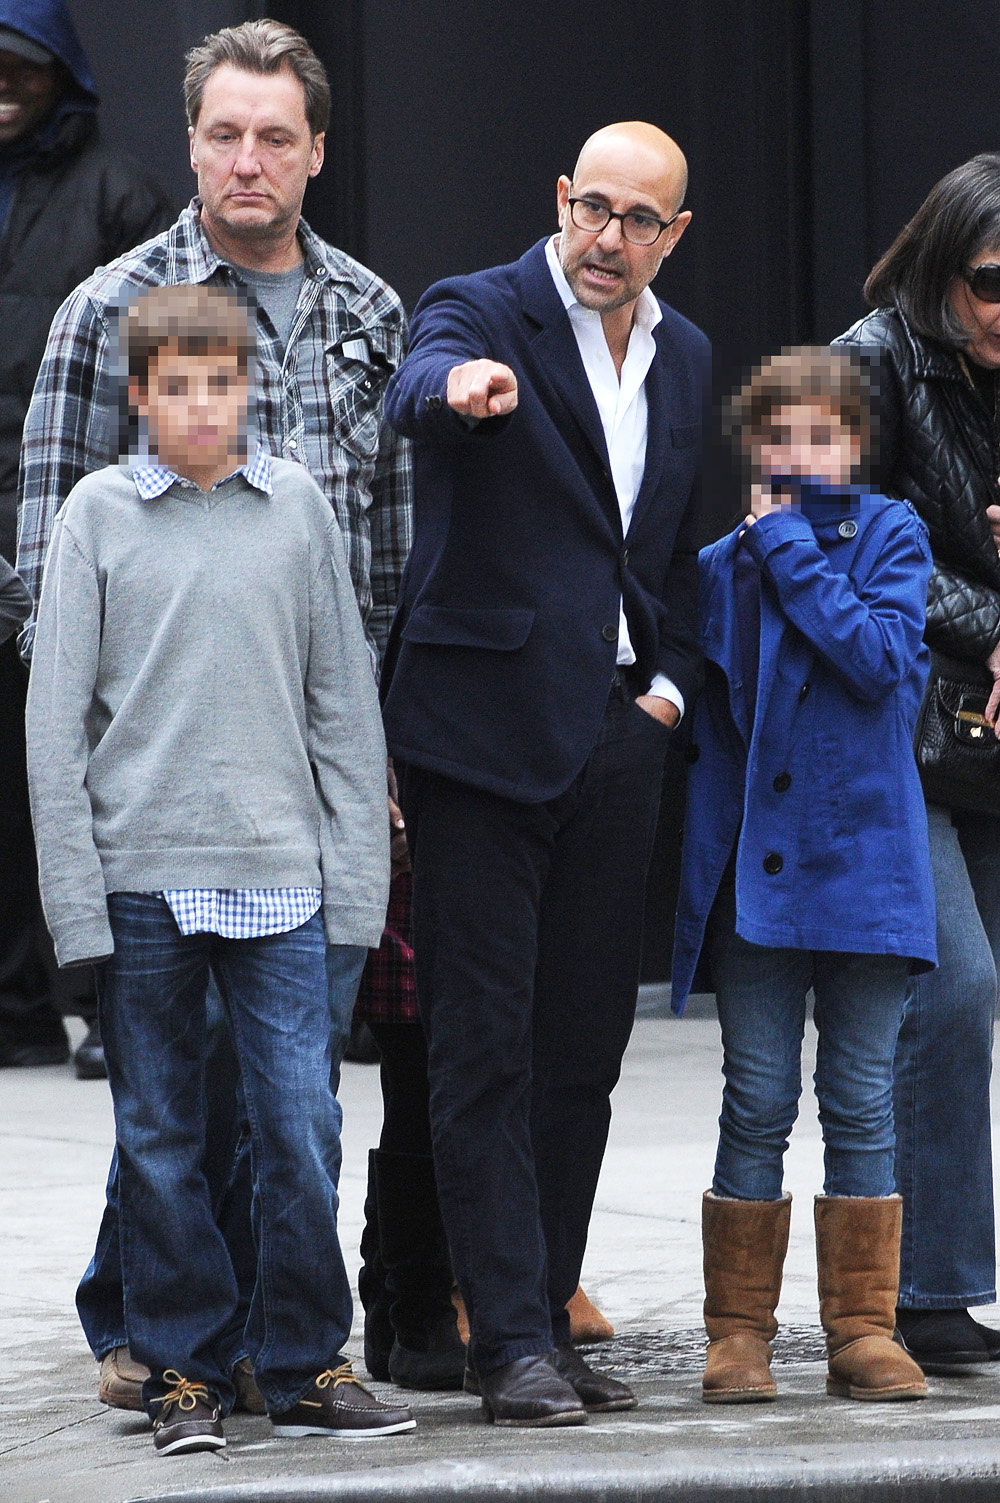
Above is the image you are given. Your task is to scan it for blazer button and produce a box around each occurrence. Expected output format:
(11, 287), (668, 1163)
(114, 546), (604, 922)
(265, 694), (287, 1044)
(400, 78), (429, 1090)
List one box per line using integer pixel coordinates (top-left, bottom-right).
(602, 624), (618, 642)
(773, 771), (791, 792)
(799, 682), (810, 700)
(685, 744), (700, 764)
(763, 852), (784, 875)
(621, 548), (629, 566)
(838, 519), (858, 539)
(424, 393), (443, 412)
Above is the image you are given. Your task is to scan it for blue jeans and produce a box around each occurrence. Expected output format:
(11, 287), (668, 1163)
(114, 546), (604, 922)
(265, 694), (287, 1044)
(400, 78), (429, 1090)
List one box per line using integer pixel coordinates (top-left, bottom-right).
(96, 893), (363, 1416)
(895, 803), (1000, 1309)
(707, 884), (909, 1200)
(77, 939), (364, 1361)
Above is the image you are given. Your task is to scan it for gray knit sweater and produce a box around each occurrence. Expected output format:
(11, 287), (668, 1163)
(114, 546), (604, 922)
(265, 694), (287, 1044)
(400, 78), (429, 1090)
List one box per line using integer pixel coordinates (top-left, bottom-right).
(26, 459), (389, 967)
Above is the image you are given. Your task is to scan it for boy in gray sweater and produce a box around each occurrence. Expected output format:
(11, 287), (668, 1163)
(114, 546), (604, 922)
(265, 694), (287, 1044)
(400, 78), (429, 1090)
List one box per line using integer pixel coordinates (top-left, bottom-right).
(25, 285), (412, 1455)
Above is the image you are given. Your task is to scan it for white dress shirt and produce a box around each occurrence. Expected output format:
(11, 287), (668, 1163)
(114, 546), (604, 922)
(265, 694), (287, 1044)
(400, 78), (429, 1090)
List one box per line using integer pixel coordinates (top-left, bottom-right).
(545, 235), (683, 717)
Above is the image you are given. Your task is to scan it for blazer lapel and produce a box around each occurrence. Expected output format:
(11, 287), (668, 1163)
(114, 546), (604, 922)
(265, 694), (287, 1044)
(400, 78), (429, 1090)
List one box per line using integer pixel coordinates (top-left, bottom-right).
(517, 241), (612, 475)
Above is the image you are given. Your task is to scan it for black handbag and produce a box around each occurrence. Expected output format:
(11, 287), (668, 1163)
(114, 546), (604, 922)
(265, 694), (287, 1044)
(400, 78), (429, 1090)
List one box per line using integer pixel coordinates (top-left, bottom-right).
(913, 651), (1000, 815)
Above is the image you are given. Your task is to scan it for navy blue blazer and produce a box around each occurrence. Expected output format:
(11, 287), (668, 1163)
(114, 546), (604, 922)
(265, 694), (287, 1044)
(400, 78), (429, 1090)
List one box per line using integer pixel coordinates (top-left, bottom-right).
(381, 238), (709, 802)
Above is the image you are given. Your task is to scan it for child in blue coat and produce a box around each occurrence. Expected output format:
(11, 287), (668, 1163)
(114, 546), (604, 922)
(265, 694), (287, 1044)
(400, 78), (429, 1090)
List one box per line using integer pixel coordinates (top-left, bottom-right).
(672, 348), (936, 1406)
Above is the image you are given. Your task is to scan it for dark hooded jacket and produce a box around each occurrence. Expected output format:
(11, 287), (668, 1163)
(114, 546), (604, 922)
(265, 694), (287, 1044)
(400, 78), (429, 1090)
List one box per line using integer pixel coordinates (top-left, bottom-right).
(0, 0), (174, 558)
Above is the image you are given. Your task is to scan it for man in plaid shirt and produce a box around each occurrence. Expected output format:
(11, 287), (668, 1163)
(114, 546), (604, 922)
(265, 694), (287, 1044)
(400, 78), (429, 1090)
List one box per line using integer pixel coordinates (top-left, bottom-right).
(17, 18), (411, 1415)
(16, 71), (409, 671)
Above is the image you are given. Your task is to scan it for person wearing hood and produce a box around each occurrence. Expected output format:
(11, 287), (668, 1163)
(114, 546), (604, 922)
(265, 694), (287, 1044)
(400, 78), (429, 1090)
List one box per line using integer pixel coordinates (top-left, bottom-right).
(0, 0), (173, 1079)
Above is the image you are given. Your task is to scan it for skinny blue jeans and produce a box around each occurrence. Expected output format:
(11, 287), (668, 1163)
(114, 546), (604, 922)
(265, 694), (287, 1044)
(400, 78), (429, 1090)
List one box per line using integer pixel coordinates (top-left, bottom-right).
(96, 894), (362, 1417)
(707, 883), (909, 1200)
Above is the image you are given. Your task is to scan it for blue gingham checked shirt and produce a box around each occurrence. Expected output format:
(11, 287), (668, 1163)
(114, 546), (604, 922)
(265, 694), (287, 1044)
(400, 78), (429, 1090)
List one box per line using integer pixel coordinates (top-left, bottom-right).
(16, 199), (412, 670)
(132, 451), (322, 939)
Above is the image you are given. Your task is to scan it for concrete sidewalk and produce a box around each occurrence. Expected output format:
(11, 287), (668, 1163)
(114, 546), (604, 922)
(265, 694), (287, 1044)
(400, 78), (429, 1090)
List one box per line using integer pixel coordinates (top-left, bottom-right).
(3, 1000), (1000, 1502)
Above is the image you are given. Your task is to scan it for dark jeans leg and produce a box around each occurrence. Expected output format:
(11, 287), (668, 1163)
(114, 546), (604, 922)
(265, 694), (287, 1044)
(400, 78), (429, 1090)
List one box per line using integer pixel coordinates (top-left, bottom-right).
(401, 764), (555, 1376)
(368, 1021), (433, 1157)
(77, 974), (244, 1362)
(77, 944), (363, 1364)
(400, 690), (669, 1373)
(530, 698), (668, 1346)
(98, 897), (238, 1415)
(895, 802), (999, 1308)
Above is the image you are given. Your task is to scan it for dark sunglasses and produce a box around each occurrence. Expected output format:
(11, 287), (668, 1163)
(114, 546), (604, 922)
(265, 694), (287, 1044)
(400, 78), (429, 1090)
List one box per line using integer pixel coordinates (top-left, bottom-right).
(964, 263), (1000, 303)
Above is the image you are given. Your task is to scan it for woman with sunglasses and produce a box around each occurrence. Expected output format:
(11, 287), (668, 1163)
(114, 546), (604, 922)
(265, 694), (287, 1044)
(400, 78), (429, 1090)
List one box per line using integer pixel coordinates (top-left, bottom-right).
(835, 153), (1000, 1374)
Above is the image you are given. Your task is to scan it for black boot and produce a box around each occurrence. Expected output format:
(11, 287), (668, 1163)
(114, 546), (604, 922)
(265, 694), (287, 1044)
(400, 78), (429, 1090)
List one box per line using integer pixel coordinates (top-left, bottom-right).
(895, 1306), (1000, 1370)
(374, 1149), (466, 1391)
(359, 1150), (393, 1381)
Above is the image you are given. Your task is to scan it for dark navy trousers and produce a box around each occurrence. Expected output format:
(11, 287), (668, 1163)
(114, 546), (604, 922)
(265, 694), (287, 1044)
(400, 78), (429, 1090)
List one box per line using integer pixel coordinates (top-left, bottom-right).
(398, 682), (672, 1376)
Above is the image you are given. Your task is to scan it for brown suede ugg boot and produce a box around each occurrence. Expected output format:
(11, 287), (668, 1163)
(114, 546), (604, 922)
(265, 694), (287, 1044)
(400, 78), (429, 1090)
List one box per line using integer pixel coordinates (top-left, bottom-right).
(701, 1190), (791, 1403)
(814, 1195), (927, 1401)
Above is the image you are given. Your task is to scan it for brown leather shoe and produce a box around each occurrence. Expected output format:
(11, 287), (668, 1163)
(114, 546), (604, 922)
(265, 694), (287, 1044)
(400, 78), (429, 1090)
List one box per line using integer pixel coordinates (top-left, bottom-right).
(479, 1354), (587, 1428)
(551, 1342), (636, 1411)
(568, 1286), (615, 1343)
(453, 1284), (614, 1346)
(151, 1372), (225, 1455)
(270, 1362), (415, 1437)
(98, 1346), (150, 1412)
(232, 1356), (266, 1415)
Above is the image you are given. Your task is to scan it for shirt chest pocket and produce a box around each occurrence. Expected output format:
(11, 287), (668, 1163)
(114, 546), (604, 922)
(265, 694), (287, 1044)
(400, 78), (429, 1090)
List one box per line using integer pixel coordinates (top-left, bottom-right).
(325, 335), (390, 462)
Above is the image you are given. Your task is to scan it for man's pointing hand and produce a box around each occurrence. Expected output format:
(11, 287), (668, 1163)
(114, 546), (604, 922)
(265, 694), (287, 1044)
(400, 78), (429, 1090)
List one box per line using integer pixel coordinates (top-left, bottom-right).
(447, 359), (518, 420)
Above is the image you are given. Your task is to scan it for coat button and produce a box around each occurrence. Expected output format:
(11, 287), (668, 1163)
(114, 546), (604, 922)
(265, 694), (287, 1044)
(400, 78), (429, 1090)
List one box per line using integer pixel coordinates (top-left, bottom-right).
(424, 393), (443, 412)
(763, 852), (784, 875)
(685, 744), (700, 764)
(838, 519), (858, 539)
(602, 624), (618, 642)
(799, 682), (810, 700)
(621, 548), (629, 566)
(773, 771), (791, 792)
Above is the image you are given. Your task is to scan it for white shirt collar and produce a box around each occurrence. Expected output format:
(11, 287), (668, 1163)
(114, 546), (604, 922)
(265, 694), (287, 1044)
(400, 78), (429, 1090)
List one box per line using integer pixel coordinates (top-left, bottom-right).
(544, 234), (662, 333)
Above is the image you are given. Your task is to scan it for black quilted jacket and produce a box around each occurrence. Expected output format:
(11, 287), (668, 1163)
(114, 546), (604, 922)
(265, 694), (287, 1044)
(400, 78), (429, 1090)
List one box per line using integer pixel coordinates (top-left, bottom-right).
(835, 307), (1000, 663)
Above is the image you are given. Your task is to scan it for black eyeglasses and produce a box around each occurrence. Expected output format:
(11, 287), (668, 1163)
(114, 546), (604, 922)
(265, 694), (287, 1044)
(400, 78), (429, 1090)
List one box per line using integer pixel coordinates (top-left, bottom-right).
(568, 196), (678, 247)
(964, 263), (1000, 303)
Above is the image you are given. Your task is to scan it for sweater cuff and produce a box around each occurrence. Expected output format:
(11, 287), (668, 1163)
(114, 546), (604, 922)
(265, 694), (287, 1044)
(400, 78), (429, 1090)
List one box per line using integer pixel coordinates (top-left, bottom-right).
(323, 900), (390, 950)
(51, 911), (114, 970)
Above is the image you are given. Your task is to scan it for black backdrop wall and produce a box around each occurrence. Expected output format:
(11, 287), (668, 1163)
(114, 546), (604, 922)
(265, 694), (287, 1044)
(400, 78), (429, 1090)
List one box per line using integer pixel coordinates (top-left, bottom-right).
(68, 0), (1000, 979)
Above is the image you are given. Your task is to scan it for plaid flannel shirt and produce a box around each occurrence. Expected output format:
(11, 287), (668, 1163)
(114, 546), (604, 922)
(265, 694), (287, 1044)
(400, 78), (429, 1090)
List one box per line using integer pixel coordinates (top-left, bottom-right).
(16, 200), (412, 668)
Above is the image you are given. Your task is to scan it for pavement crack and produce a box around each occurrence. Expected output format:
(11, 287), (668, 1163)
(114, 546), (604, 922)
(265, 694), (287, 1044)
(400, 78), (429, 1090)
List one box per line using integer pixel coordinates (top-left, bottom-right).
(0, 1407), (107, 1458)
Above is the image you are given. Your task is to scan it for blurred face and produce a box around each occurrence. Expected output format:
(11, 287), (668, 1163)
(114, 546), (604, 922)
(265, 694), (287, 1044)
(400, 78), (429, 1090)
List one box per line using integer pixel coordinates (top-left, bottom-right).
(0, 50), (58, 144)
(130, 343), (248, 480)
(189, 63), (323, 246)
(749, 400), (860, 489)
(950, 244), (1000, 369)
(555, 138), (690, 314)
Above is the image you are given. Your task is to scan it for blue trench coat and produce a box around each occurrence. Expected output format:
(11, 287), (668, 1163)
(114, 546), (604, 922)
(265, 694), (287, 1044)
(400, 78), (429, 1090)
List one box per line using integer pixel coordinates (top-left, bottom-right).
(670, 487), (937, 1015)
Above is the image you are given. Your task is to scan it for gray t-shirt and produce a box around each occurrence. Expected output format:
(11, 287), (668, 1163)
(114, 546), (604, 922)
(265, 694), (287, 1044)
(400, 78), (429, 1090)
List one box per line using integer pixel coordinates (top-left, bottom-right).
(234, 262), (306, 352)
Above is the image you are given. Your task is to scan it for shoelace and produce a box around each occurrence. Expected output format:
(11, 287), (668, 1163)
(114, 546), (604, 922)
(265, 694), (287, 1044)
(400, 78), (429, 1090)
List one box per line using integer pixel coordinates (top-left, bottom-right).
(315, 1362), (362, 1392)
(152, 1369), (214, 1416)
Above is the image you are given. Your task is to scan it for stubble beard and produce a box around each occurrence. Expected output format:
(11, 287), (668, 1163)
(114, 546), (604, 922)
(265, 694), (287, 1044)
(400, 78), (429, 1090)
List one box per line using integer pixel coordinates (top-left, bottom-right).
(208, 195), (300, 249)
(562, 249), (640, 315)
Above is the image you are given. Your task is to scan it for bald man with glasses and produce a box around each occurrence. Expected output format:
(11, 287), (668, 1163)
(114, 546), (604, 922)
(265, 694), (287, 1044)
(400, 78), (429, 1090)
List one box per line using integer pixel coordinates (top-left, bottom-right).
(380, 123), (708, 1427)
